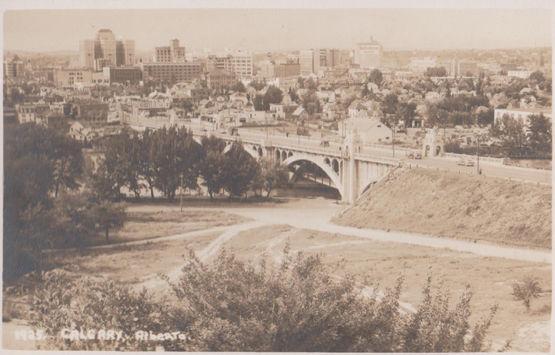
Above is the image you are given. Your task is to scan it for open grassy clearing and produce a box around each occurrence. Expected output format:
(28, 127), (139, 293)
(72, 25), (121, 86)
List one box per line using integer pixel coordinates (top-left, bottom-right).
(221, 225), (552, 352)
(85, 207), (247, 246)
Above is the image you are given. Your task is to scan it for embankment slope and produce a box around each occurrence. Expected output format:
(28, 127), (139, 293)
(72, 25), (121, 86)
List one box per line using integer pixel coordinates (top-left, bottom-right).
(333, 168), (551, 249)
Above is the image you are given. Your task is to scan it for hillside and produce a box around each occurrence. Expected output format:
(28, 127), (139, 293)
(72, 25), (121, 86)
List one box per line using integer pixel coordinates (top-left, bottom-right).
(333, 168), (552, 249)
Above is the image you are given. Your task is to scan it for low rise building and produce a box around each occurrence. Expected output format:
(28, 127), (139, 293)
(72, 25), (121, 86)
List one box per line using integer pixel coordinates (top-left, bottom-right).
(71, 99), (109, 123)
(103, 66), (142, 84)
(54, 69), (109, 88)
(142, 62), (203, 83)
(275, 61), (300, 78)
(207, 69), (237, 90)
(507, 70), (532, 79)
(16, 103), (52, 125)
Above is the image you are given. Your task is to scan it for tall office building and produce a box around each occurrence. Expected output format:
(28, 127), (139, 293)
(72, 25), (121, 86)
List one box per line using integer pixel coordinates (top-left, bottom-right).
(208, 51), (253, 79)
(4, 56), (24, 79)
(317, 48), (341, 68)
(300, 50), (318, 76)
(79, 29), (135, 71)
(257, 60), (275, 79)
(275, 60), (300, 78)
(354, 38), (382, 70)
(230, 51), (253, 79)
(155, 39), (186, 63)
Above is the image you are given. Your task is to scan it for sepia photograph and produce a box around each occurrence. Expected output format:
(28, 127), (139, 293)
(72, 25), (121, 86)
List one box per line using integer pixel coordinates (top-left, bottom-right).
(1, 1), (553, 353)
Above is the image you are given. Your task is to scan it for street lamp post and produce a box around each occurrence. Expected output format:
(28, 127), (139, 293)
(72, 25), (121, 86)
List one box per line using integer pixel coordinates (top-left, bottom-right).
(476, 135), (481, 175)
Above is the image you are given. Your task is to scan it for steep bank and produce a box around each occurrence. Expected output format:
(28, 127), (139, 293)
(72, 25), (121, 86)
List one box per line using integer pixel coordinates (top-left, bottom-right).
(333, 168), (552, 249)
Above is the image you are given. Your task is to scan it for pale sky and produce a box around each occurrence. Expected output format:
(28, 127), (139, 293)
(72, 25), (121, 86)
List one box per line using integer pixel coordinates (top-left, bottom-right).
(3, 8), (552, 53)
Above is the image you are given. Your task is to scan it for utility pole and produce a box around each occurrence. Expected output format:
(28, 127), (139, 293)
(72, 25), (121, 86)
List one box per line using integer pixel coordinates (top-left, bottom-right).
(180, 174), (184, 212)
(392, 123), (396, 158)
(476, 135), (481, 175)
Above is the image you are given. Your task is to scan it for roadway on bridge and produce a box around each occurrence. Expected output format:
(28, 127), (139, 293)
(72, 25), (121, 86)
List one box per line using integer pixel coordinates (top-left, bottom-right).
(127, 118), (552, 186)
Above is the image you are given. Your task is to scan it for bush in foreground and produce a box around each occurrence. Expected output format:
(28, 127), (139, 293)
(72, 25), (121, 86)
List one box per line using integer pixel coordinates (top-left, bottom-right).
(30, 250), (497, 352)
(512, 276), (542, 311)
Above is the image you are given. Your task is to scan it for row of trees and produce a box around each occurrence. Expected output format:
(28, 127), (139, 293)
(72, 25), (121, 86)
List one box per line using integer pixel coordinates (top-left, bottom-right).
(93, 127), (289, 201)
(427, 94), (494, 128)
(491, 113), (552, 158)
(443, 113), (552, 159)
(4, 123), (126, 280)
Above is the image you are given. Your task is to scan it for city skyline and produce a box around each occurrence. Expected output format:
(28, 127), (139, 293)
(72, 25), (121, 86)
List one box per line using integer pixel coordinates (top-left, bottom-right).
(3, 8), (552, 54)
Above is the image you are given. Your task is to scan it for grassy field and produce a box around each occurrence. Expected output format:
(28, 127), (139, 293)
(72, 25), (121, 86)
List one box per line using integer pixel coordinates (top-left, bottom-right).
(333, 168), (552, 249)
(85, 207), (247, 246)
(3, 201), (551, 352)
(220, 225), (552, 352)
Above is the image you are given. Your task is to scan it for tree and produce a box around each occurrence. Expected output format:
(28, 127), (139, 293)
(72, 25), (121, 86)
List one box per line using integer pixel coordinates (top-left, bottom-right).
(91, 133), (131, 201)
(395, 102), (417, 128)
(476, 108), (494, 126)
(221, 143), (259, 198)
(138, 129), (158, 200)
(527, 114), (552, 157)
(249, 80), (266, 91)
(368, 69), (383, 86)
(200, 136), (227, 199)
(305, 77), (318, 90)
(90, 163), (124, 202)
(262, 86), (283, 110)
(5, 123), (83, 199)
(151, 126), (203, 200)
(529, 70), (546, 84)
(232, 81), (246, 93)
(253, 94), (265, 111)
(382, 93), (398, 116)
(4, 124), (57, 279)
(87, 201), (126, 243)
(425, 66), (448, 77)
(50, 133), (84, 198)
(496, 115), (529, 157)
(51, 193), (98, 246)
(259, 159), (289, 197)
(302, 91), (321, 115)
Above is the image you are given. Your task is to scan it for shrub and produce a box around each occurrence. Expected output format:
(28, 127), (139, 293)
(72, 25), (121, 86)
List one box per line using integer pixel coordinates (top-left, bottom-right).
(512, 276), (542, 311)
(30, 250), (497, 352)
(30, 270), (175, 351)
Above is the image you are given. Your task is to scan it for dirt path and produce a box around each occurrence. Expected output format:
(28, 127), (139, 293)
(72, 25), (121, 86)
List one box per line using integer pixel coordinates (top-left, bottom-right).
(213, 199), (551, 264)
(139, 221), (267, 289)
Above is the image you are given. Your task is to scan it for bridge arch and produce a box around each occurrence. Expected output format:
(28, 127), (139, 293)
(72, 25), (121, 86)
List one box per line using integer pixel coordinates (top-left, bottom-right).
(282, 154), (344, 200)
(331, 159), (340, 173)
(223, 142), (259, 159)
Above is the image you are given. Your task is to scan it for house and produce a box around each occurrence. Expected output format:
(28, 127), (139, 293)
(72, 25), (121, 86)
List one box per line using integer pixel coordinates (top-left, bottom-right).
(269, 104), (285, 120)
(316, 90), (336, 104)
(339, 116), (392, 144)
(291, 106), (308, 122)
(229, 92), (249, 108)
(69, 121), (95, 141)
(16, 103), (51, 125)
